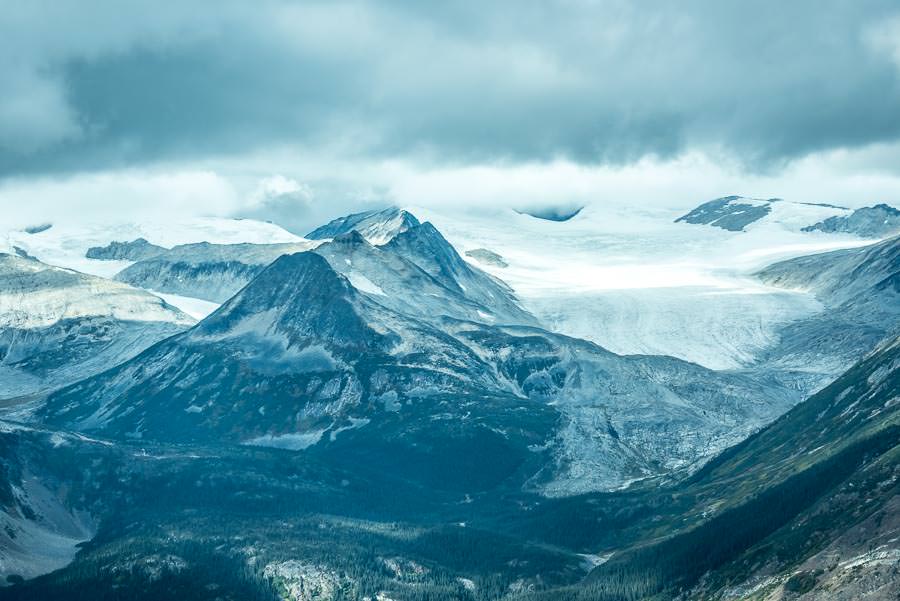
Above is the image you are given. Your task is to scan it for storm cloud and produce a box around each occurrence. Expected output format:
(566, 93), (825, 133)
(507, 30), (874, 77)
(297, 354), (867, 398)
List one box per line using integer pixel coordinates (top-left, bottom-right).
(2, 0), (900, 178)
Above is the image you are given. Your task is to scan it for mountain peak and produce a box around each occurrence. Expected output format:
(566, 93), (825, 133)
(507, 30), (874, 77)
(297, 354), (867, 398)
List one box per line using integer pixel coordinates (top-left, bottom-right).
(385, 221), (468, 285)
(306, 207), (420, 245)
(675, 196), (773, 231)
(192, 251), (381, 353)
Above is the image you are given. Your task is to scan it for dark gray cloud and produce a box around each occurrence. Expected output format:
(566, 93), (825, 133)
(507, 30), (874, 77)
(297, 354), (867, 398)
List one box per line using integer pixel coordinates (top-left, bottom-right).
(2, 0), (900, 177)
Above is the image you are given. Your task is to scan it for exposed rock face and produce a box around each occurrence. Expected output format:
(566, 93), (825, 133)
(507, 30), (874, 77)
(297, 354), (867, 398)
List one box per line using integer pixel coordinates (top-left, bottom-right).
(675, 196), (774, 231)
(306, 208), (420, 245)
(0, 424), (98, 583)
(756, 235), (900, 389)
(85, 238), (167, 261)
(465, 248), (508, 268)
(114, 241), (317, 303)
(802, 203), (900, 238)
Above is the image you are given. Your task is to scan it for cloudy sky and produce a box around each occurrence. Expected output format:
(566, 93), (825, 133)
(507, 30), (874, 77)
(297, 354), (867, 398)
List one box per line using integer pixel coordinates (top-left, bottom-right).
(2, 0), (900, 230)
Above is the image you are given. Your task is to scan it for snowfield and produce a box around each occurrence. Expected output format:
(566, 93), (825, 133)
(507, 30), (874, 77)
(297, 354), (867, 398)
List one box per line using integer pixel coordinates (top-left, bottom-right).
(412, 200), (877, 369)
(2, 216), (303, 279)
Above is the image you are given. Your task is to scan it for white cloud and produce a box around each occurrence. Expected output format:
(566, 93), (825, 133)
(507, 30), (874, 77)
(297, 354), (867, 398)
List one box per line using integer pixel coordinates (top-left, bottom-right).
(3, 139), (899, 234)
(0, 169), (239, 230)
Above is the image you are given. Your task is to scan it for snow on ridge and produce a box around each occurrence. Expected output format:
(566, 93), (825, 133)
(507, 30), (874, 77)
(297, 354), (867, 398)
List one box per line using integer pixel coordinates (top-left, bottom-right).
(242, 429), (327, 450)
(0, 255), (193, 329)
(409, 202), (874, 370)
(147, 290), (221, 320)
(345, 272), (387, 296)
(3, 216), (305, 278)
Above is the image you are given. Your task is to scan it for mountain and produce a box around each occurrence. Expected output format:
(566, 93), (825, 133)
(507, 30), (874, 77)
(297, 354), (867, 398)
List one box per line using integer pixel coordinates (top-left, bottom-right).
(39, 250), (554, 492)
(313, 228), (536, 327)
(114, 241), (318, 303)
(306, 207), (420, 245)
(0, 422), (105, 584)
(0, 254), (193, 401)
(85, 238), (166, 261)
(381, 222), (534, 326)
(114, 216), (533, 328)
(4, 204), (899, 600)
(755, 235), (900, 388)
(8, 334), (895, 600)
(3, 216), (304, 279)
(675, 196), (850, 232)
(578, 333), (900, 601)
(803, 203), (900, 238)
(675, 196), (777, 231)
(39, 238), (798, 494)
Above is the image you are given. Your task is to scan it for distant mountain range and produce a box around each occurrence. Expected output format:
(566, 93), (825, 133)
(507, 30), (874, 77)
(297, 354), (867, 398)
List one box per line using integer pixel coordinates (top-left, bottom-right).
(803, 203), (900, 237)
(676, 195), (900, 237)
(38, 216), (796, 495)
(0, 201), (897, 599)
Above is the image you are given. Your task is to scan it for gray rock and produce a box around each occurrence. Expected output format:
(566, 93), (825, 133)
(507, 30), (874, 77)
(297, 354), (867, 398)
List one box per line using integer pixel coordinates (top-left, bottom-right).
(465, 248), (508, 268)
(675, 196), (774, 231)
(85, 238), (167, 261)
(802, 203), (900, 237)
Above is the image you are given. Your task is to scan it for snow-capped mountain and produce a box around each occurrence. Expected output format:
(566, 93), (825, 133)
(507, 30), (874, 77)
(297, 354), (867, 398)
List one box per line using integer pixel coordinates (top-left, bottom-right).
(114, 241), (319, 303)
(674, 195), (852, 233)
(411, 201), (871, 371)
(0, 254), (192, 401)
(39, 230), (798, 493)
(755, 235), (900, 387)
(306, 207), (420, 245)
(113, 215), (533, 328)
(85, 238), (166, 261)
(313, 227), (537, 327)
(2, 216), (304, 279)
(803, 203), (900, 237)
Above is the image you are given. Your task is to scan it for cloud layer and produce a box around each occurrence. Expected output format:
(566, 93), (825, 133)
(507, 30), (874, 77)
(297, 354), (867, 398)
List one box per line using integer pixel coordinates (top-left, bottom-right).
(3, 0), (900, 178)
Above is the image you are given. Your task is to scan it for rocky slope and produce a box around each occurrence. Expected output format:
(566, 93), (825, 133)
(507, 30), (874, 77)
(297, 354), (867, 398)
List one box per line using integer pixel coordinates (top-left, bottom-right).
(313, 227), (536, 327)
(85, 238), (166, 261)
(755, 235), (900, 389)
(39, 235), (797, 494)
(675, 196), (777, 231)
(675, 196), (850, 232)
(581, 334), (900, 601)
(0, 422), (105, 584)
(114, 241), (318, 303)
(0, 254), (192, 401)
(306, 207), (420, 245)
(803, 203), (900, 238)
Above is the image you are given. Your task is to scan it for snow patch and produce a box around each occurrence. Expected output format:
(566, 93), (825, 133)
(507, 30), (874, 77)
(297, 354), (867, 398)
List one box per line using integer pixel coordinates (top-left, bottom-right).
(242, 429), (327, 450)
